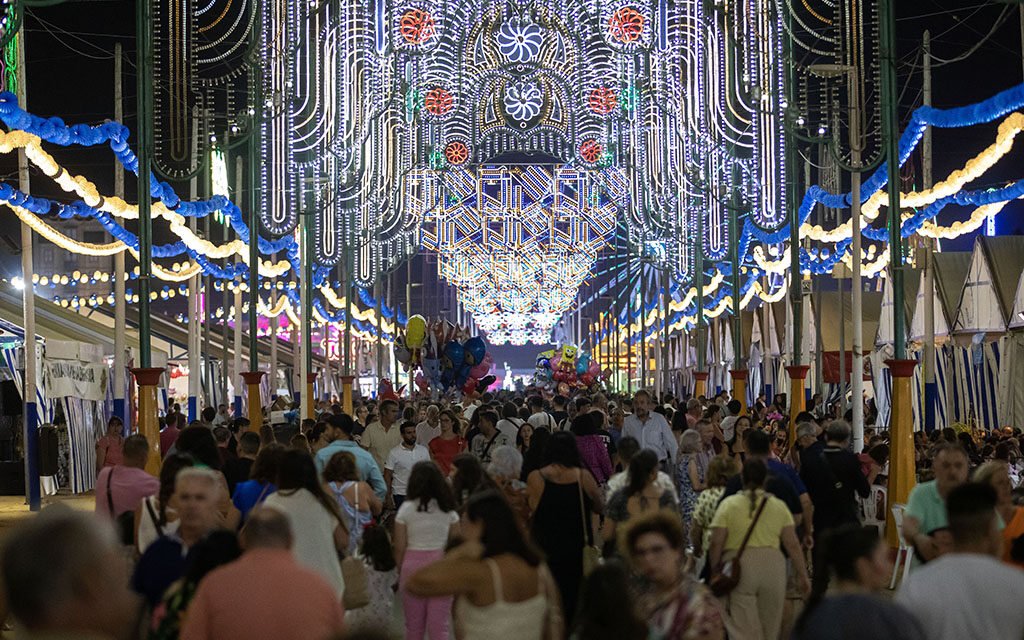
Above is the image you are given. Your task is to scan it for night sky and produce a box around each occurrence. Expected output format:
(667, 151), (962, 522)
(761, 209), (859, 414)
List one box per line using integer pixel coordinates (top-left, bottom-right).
(0, 0), (1021, 368)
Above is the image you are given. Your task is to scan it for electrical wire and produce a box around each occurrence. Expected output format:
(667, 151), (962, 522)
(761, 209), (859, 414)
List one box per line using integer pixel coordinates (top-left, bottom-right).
(926, 5), (1013, 67)
(27, 11), (137, 67)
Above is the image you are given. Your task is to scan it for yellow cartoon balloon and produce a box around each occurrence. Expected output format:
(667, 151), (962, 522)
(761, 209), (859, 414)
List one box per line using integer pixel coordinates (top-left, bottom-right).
(406, 314), (427, 349)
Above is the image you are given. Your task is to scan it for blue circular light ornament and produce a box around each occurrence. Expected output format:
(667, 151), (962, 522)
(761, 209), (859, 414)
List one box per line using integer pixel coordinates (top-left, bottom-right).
(503, 81), (543, 124)
(496, 18), (542, 64)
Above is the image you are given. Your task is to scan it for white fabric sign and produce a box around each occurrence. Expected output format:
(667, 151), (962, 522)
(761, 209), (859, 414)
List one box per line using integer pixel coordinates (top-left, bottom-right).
(43, 359), (108, 401)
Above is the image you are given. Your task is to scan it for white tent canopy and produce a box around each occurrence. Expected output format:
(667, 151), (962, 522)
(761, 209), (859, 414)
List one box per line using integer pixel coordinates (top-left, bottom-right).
(953, 236), (1024, 337)
(910, 251), (970, 342)
(1008, 265), (1024, 330)
(877, 269), (920, 347)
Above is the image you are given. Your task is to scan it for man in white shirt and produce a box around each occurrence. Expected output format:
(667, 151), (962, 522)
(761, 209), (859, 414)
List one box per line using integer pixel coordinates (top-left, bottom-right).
(622, 389), (677, 472)
(896, 482), (1024, 640)
(527, 395), (557, 431)
(496, 403), (525, 442)
(384, 421), (430, 510)
(416, 405), (441, 446)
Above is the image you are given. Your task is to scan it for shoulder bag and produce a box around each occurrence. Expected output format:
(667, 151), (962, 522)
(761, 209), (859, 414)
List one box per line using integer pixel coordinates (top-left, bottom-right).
(577, 469), (601, 576)
(709, 495), (768, 597)
(144, 496), (164, 537)
(340, 482), (371, 610)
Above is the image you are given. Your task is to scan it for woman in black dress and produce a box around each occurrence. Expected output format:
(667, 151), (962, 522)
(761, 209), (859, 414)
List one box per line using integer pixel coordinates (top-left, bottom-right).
(526, 431), (605, 626)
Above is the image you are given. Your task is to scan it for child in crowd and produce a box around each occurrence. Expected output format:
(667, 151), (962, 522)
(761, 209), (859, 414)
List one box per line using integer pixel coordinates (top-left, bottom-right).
(344, 524), (399, 636)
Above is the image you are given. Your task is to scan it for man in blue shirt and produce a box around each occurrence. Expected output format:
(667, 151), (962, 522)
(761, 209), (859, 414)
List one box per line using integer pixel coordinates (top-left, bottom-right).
(315, 413), (387, 500)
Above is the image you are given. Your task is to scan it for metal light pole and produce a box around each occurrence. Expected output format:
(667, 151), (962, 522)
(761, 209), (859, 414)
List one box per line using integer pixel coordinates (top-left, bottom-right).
(187, 109), (201, 422)
(922, 31), (938, 433)
(880, 0), (905, 359)
(135, 0), (154, 369)
(112, 42), (128, 428)
(880, 0), (915, 547)
(16, 31), (39, 510)
(132, 0), (163, 474)
(809, 62), (866, 449)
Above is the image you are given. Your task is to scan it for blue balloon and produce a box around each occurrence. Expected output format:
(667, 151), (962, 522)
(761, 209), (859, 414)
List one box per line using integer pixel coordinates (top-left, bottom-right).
(464, 336), (487, 365)
(576, 353), (591, 375)
(442, 341), (464, 372)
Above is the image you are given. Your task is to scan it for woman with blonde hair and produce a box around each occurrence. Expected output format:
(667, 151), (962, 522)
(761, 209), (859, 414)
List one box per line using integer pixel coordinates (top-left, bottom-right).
(676, 429), (705, 539)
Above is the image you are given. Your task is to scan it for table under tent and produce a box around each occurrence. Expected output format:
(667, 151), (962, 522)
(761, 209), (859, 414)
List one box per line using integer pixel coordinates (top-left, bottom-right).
(949, 236), (1024, 432)
(0, 289), (169, 495)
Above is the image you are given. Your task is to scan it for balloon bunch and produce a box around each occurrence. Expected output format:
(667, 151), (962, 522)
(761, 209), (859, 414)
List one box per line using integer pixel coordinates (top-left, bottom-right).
(396, 315), (496, 397)
(378, 378), (405, 402)
(533, 344), (604, 394)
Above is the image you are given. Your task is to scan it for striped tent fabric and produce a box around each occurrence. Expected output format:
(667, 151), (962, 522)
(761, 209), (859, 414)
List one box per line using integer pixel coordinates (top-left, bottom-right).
(747, 343), (762, 407)
(947, 341), (1002, 430)
(763, 356), (784, 402)
(0, 345), (52, 426)
(933, 346), (952, 431)
(869, 349), (893, 429)
(61, 396), (103, 494)
(910, 346), (952, 433)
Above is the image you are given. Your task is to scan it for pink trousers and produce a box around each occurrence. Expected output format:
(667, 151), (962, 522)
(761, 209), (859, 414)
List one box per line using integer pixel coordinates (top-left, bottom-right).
(400, 549), (452, 640)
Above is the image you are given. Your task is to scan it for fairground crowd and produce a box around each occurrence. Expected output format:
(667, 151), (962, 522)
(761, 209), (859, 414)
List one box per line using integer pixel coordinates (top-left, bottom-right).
(5, 387), (1024, 639)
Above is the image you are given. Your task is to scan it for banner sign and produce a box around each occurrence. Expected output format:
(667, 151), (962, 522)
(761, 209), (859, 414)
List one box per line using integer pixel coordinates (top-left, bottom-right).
(43, 359), (108, 402)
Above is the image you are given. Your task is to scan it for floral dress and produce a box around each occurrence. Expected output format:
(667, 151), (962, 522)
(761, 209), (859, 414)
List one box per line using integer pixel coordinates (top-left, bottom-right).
(344, 562), (398, 635)
(675, 453), (704, 539)
(637, 577), (724, 639)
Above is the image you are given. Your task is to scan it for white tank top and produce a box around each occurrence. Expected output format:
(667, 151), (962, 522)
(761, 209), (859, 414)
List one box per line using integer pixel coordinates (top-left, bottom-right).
(456, 559), (549, 640)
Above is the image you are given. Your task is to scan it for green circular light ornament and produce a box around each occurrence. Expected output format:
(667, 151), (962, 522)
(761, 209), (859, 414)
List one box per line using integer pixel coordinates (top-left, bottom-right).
(620, 84), (639, 112)
(405, 88), (424, 114)
(429, 148), (447, 170)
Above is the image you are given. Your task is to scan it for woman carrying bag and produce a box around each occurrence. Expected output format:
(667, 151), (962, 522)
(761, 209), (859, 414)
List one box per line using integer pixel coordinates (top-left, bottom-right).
(707, 458), (809, 640)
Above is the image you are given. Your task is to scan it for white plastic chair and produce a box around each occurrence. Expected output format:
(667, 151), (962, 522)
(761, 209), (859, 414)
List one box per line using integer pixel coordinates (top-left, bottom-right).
(862, 486), (887, 535)
(889, 503), (912, 590)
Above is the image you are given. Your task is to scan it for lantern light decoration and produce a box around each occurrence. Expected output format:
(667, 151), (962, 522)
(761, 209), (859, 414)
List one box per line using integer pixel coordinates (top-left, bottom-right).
(5, 0), (1021, 350)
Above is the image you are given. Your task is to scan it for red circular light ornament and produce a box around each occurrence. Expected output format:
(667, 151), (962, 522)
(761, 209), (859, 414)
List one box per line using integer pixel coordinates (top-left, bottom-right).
(579, 139), (603, 164)
(400, 9), (437, 45)
(444, 141), (469, 165)
(588, 87), (619, 115)
(424, 88), (454, 116)
(608, 7), (645, 44)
